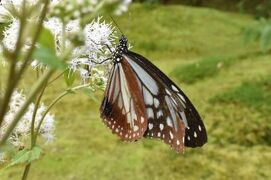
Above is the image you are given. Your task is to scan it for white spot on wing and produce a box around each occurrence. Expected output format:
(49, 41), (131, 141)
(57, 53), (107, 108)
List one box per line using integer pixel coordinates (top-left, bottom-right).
(133, 125), (139, 131)
(147, 108), (154, 119)
(154, 98), (159, 108)
(165, 89), (171, 96)
(140, 117), (144, 123)
(156, 110), (163, 119)
(180, 111), (188, 127)
(171, 85), (179, 92)
(177, 140), (180, 145)
(143, 86), (153, 105)
(159, 124), (164, 130)
(169, 131), (174, 139)
(194, 131), (197, 138)
(148, 123), (153, 130)
(178, 93), (186, 103)
(166, 117), (173, 127)
(198, 125), (202, 131)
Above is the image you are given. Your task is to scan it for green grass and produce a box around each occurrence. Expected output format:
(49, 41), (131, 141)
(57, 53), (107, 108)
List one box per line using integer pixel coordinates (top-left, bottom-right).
(213, 78), (271, 112)
(210, 78), (271, 146)
(1, 3), (271, 180)
(170, 52), (262, 84)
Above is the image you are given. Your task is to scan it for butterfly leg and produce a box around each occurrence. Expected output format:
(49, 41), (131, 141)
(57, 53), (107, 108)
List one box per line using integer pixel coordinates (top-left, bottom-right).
(90, 57), (112, 65)
(89, 39), (113, 53)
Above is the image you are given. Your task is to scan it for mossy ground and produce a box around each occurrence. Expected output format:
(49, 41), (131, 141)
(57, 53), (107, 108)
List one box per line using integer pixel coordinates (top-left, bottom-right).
(1, 4), (271, 180)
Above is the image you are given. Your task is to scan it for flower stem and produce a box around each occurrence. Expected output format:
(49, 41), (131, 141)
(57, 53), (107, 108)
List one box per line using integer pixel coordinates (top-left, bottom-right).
(0, 0), (27, 126)
(33, 83), (90, 143)
(47, 69), (67, 86)
(21, 164), (31, 180)
(16, 0), (50, 80)
(0, 0), (50, 127)
(21, 76), (48, 180)
(0, 68), (55, 147)
(31, 83), (47, 147)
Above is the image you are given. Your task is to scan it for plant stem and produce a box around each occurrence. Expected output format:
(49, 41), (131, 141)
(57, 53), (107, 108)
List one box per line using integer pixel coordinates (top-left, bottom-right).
(16, 0), (50, 80)
(31, 83), (47, 147)
(0, 68), (55, 147)
(47, 70), (67, 86)
(21, 75), (47, 180)
(0, 0), (50, 126)
(21, 164), (31, 180)
(33, 83), (90, 143)
(0, 0), (27, 126)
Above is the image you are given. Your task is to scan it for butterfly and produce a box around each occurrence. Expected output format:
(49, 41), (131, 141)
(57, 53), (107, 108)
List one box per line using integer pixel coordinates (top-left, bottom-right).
(100, 35), (207, 153)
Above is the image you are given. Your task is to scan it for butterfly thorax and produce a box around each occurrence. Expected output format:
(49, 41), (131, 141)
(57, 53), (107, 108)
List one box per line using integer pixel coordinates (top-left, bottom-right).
(113, 35), (128, 63)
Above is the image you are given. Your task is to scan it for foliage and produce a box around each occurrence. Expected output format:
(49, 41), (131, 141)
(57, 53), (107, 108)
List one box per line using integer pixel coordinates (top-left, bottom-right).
(1, 3), (271, 180)
(244, 18), (271, 53)
(6, 146), (43, 168)
(210, 78), (271, 146)
(171, 52), (260, 84)
(0, 0), (131, 179)
(135, 0), (271, 18)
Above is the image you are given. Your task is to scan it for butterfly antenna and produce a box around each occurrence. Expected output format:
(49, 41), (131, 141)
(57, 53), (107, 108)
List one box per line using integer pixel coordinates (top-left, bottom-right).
(110, 15), (124, 35)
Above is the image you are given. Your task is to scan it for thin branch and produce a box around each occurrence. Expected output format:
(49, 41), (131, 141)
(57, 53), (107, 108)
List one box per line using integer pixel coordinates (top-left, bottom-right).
(47, 69), (67, 86)
(21, 164), (31, 180)
(16, 0), (50, 80)
(0, 68), (55, 147)
(0, 0), (27, 126)
(31, 83), (47, 147)
(33, 83), (90, 143)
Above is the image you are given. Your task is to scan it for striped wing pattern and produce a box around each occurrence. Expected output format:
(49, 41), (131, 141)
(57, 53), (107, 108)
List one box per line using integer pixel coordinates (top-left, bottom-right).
(100, 36), (207, 153)
(100, 57), (148, 141)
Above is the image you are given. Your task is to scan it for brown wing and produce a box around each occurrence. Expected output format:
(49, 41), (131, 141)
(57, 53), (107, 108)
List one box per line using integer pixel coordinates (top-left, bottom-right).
(100, 56), (148, 141)
(122, 54), (186, 152)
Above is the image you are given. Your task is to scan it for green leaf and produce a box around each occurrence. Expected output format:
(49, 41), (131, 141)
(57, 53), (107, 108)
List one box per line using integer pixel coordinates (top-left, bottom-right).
(38, 27), (55, 51)
(260, 25), (271, 53)
(29, 146), (43, 162)
(6, 146), (43, 168)
(33, 46), (66, 69)
(64, 70), (76, 87)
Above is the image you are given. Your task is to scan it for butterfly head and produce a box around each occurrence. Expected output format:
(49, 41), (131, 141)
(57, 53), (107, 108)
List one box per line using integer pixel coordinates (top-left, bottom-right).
(113, 35), (128, 63)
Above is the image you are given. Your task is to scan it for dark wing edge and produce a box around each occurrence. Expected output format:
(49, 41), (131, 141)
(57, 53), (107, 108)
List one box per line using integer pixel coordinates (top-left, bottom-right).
(126, 51), (208, 148)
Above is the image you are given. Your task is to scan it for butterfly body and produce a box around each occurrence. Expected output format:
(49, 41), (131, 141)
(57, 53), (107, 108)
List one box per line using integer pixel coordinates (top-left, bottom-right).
(100, 35), (207, 153)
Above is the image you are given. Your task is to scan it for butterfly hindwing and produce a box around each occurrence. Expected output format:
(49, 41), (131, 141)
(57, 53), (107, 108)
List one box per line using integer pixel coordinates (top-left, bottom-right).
(100, 57), (148, 141)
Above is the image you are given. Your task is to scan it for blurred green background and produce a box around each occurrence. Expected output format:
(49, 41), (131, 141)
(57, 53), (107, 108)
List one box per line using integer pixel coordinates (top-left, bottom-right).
(1, 3), (271, 180)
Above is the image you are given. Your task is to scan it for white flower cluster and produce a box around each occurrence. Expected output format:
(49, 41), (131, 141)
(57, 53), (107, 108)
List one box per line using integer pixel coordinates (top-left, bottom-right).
(0, 90), (55, 162)
(43, 16), (116, 84)
(2, 19), (20, 51)
(68, 17), (116, 84)
(0, 0), (129, 82)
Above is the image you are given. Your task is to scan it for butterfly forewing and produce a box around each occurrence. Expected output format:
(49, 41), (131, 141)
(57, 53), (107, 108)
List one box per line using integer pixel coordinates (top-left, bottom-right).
(124, 52), (207, 149)
(100, 57), (148, 141)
